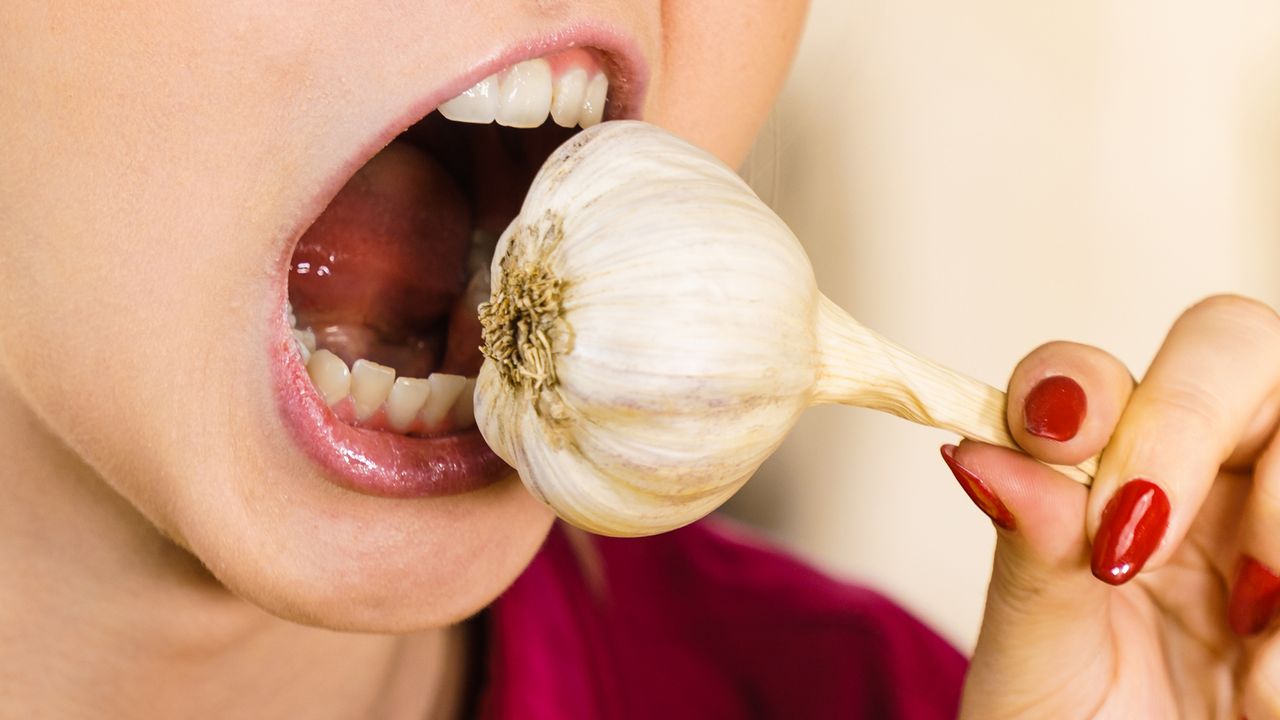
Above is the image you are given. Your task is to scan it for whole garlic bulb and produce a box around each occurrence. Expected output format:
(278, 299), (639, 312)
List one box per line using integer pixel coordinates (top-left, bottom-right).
(476, 121), (1095, 537)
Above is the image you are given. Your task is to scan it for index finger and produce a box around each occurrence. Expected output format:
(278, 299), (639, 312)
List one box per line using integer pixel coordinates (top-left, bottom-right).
(1088, 295), (1280, 585)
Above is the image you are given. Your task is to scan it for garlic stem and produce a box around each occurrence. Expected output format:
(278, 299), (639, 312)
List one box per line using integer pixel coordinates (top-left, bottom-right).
(812, 295), (1098, 485)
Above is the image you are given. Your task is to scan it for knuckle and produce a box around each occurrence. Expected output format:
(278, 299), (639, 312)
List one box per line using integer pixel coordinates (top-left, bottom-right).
(1251, 472), (1280, 521)
(1256, 444), (1280, 507)
(1031, 340), (1082, 355)
(1140, 381), (1228, 435)
(1014, 341), (1068, 373)
(1183, 294), (1280, 336)
(1017, 340), (1116, 379)
(1028, 340), (1099, 361)
(1249, 654), (1280, 715)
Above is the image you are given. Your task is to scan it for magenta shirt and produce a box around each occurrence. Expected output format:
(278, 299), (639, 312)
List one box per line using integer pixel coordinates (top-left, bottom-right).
(476, 519), (965, 719)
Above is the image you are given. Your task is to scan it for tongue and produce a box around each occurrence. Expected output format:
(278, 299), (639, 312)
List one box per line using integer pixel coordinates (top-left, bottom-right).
(289, 141), (470, 373)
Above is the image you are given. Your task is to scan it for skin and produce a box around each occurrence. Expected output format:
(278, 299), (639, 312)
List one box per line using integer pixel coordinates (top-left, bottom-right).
(0, 1), (807, 718)
(958, 295), (1280, 718)
(6, 1), (1280, 718)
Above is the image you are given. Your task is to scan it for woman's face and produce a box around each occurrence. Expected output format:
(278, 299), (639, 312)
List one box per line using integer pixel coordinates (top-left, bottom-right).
(0, 1), (807, 630)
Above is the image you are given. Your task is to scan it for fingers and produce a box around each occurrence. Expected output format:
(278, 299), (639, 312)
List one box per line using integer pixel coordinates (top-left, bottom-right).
(1006, 340), (1134, 467)
(1230, 440), (1280, 636)
(1085, 295), (1280, 585)
(942, 441), (1115, 719)
(1242, 627), (1280, 718)
(1008, 296), (1280, 588)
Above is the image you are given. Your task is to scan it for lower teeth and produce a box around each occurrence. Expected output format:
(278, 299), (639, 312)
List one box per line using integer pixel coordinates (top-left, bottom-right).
(287, 303), (482, 436)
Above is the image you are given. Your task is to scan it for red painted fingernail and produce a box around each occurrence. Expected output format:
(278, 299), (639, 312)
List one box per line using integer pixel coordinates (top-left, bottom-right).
(1228, 555), (1280, 636)
(1023, 375), (1087, 441)
(940, 445), (1016, 531)
(1090, 479), (1169, 585)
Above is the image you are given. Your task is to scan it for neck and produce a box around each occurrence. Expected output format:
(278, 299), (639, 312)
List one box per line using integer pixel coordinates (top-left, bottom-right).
(0, 375), (467, 719)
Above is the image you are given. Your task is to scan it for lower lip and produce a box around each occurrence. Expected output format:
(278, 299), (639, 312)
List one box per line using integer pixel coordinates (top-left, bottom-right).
(273, 333), (511, 498)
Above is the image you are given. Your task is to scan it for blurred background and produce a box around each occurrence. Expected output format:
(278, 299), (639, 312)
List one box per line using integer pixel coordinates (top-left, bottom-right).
(726, 0), (1280, 651)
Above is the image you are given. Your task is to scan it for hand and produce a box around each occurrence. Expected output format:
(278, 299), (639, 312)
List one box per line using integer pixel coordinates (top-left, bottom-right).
(947, 294), (1280, 719)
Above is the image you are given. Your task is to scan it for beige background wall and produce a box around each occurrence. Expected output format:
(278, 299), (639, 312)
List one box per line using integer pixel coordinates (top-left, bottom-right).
(729, 0), (1280, 650)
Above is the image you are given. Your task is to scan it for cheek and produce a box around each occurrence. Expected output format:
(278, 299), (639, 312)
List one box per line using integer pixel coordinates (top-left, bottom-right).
(0, 1), (346, 526)
(647, 0), (808, 163)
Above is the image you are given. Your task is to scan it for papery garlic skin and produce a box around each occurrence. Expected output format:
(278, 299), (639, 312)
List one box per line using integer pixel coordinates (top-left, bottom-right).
(476, 121), (820, 537)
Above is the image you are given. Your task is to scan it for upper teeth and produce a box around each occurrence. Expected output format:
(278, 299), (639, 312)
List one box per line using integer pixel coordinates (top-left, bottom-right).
(438, 58), (608, 129)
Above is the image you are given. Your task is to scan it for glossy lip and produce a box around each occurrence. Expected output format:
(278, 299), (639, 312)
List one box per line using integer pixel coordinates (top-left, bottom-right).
(272, 24), (649, 499)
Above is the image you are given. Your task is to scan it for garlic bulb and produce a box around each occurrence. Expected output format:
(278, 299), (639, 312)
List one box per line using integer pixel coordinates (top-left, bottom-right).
(476, 121), (1096, 537)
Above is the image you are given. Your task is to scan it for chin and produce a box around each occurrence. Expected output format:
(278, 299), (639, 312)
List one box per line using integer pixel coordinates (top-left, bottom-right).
(175, 463), (555, 633)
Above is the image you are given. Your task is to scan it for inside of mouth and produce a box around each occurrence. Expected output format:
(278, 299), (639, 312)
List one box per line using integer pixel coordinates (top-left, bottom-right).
(287, 54), (601, 437)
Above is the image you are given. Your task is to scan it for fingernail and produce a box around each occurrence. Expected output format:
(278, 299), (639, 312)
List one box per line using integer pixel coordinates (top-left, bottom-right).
(1090, 479), (1170, 585)
(940, 445), (1016, 531)
(1023, 375), (1087, 441)
(1228, 555), (1280, 636)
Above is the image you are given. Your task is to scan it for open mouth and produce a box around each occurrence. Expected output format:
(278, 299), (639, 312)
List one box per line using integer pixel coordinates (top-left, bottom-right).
(275, 39), (644, 498)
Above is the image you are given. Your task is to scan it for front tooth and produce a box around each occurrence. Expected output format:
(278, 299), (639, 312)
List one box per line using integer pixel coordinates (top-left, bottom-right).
(351, 359), (395, 421)
(550, 68), (588, 128)
(306, 349), (351, 407)
(452, 377), (477, 427)
(496, 59), (552, 128)
(580, 73), (608, 128)
(386, 377), (432, 433)
(438, 74), (499, 124)
(419, 373), (468, 426)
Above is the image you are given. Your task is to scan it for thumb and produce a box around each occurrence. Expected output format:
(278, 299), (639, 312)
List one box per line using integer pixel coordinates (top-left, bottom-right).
(943, 441), (1115, 719)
